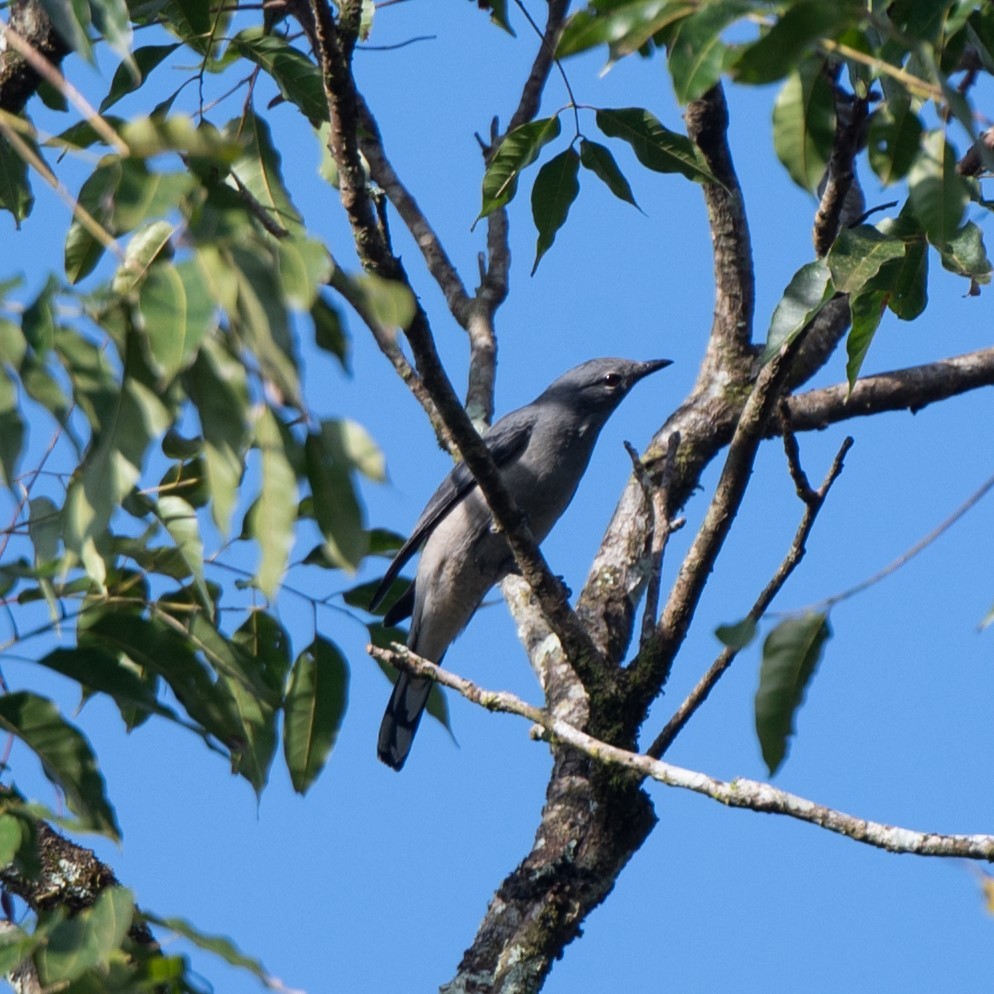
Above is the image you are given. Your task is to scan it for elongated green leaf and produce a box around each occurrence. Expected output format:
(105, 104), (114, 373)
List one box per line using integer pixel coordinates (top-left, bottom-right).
(596, 107), (716, 183)
(760, 258), (833, 362)
(311, 292), (349, 368)
(220, 669), (277, 795)
(251, 407), (297, 598)
(351, 273), (416, 331)
(89, 0), (135, 69)
(735, 1), (859, 84)
(277, 236), (333, 311)
(233, 29), (326, 124)
(138, 259), (216, 380)
(36, 886), (133, 984)
(143, 912), (281, 987)
(156, 494), (211, 613)
(305, 423), (367, 572)
(875, 214), (929, 320)
(283, 636), (349, 794)
(0, 691), (120, 838)
(112, 220), (175, 295)
(667, 0), (750, 103)
(772, 60), (835, 191)
(755, 612), (831, 775)
(480, 116), (562, 217)
(845, 288), (887, 389)
(531, 147), (581, 274)
(908, 130), (968, 247)
(186, 337), (249, 534)
(39, 0), (94, 61)
(557, 0), (694, 60)
(84, 613), (245, 745)
(37, 645), (169, 720)
(226, 111), (304, 235)
(101, 44), (180, 112)
(0, 134), (34, 223)
(867, 96), (924, 185)
(0, 366), (25, 485)
(322, 417), (385, 482)
(232, 610), (292, 696)
(826, 225), (906, 295)
(579, 139), (639, 209)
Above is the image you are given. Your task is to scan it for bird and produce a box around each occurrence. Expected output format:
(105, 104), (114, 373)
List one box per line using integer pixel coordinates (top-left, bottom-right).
(370, 357), (672, 770)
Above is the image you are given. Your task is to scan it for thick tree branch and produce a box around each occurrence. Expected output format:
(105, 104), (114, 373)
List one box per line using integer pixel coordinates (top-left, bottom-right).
(782, 346), (994, 431)
(0, 1), (69, 116)
(371, 645), (994, 862)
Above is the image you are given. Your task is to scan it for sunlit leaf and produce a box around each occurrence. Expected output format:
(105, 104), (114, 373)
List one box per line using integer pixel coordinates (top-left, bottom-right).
(596, 107), (716, 183)
(156, 494), (211, 614)
(480, 116), (562, 217)
(251, 406), (297, 599)
(826, 225), (906, 295)
(667, 0), (750, 103)
(772, 59), (835, 191)
(908, 130), (969, 247)
(112, 219), (175, 295)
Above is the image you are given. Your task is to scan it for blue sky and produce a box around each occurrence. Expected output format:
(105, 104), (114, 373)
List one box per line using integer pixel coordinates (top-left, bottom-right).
(2, 3), (994, 993)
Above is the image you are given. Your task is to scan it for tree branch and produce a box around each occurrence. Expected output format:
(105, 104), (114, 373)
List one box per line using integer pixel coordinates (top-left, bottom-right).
(370, 645), (994, 862)
(646, 430), (853, 758)
(781, 346), (994, 431)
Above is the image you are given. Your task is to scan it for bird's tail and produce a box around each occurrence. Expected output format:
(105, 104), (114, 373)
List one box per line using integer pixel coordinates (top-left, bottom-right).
(377, 673), (433, 770)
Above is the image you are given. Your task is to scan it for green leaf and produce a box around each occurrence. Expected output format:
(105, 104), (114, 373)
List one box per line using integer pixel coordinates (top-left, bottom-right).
(323, 417), (385, 482)
(760, 258), (833, 362)
(595, 107), (717, 183)
(480, 116), (562, 218)
(867, 96), (924, 185)
(0, 692), (120, 838)
(0, 814), (24, 866)
(231, 610), (291, 696)
(351, 273), (416, 331)
(826, 224), (906, 295)
(112, 219), (175, 295)
(875, 213), (929, 319)
(0, 366), (25, 486)
(311, 293), (349, 369)
(772, 59), (836, 191)
(531, 148), (581, 274)
(845, 288), (887, 389)
(715, 616), (757, 650)
(100, 44), (180, 112)
(938, 221), (993, 284)
(735, 1), (860, 85)
(226, 111), (304, 236)
(277, 236), (333, 311)
(36, 645), (169, 722)
(667, 0), (750, 103)
(36, 886), (133, 984)
(89, 0), (135, 70)
(186, 337), (249, 535)
(283, 636), (349, 794)
(557, 0), (695, 60)
(908, 130), (969, 247)
(755, 612), (831, 775)
(156, 494), (211, 614)
(27, 495), (61, 566)
(251, 406), (297, 599)
(579, 139), (640, 209)
(0, 134), (34, 223)
(233, 29), (327, 124)
(305, 423), (367, 572)
(118, 116), (239, 162)
(142, 912), (282, 988)
(138, 259), (216, 380)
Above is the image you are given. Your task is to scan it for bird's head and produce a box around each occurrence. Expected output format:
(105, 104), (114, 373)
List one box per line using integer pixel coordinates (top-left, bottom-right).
(539, 357), (672, 421)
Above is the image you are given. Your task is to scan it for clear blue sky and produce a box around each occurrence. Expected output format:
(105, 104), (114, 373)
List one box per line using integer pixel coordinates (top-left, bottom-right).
(2, 4), (993, 993)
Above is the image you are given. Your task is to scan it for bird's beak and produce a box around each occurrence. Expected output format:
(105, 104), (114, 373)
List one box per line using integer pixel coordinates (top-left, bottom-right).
(631, 358), (673, 382)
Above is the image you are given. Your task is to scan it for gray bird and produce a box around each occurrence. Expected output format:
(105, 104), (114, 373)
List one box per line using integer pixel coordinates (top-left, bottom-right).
(371, 357), (671, 769)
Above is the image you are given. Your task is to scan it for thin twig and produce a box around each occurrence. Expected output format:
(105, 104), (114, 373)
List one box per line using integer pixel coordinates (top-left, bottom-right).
(369, 643), (994, 861)
(647, 433), (853, 758)
(813, 469), (994, 612)
(0, 22), (128, 155)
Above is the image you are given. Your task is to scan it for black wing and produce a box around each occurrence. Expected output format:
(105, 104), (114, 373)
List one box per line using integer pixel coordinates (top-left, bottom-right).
(368, 410), (536, 614)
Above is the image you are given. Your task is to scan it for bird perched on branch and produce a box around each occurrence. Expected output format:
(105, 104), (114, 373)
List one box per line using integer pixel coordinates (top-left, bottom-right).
(370, 357), (672, 770)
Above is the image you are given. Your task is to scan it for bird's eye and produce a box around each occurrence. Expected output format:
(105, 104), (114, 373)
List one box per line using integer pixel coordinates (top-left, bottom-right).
(602, 372), (623, 388)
